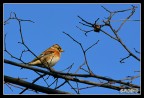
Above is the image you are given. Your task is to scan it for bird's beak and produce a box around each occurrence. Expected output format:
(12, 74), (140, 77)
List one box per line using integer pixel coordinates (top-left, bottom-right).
(61, 49), (64, 52)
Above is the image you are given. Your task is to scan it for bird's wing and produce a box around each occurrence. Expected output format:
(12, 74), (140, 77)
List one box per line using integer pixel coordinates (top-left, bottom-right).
(30, 51), (54, 63)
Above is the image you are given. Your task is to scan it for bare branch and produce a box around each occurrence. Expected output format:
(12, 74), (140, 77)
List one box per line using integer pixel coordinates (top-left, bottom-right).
(101, 6), (111, 13)
(121, 75), (140, 83)
(55, 81), (67, 89)
(85, 40), (99, 52)
(67, 81), (78, 94)
(75, 80), (80, 94)
(75, 62), (85, 73)
(4, 33), (7, 50)
(76, 26), (93, 36)
(67, 63), (74, 73)
(100, 29), (118, 41)
(120, 54), (131, 63)
(62, 32), (93, 75)
(78, 85), (96, 91)
(115, 33), (140, 61)
(5, 83), (13, 92)
(102, 5), (137, 14)
(4, 12), (34, 25)
(19, 73), (47, 94)
(101, 5), (140, 62)
(78, 16), (93, 26)
(62, 32), (81, 45)
(20, 49), (29, 60)
(4, 12), (36, 64)
(116, 6), (137, 33)
(5, 12), (34, 44)
(77, 15), (101, 33)
(48, 78), (58, 88)
(4, 75), (70, 94)
(79, 22), (93, 27)
(5, 59), (140, 89)
(60, 63), (74, 73)
(134, 48), (140, 54)
(94, 18), (100, 25)
(114, 5), (137, 13)
(110, 19), (140, 22)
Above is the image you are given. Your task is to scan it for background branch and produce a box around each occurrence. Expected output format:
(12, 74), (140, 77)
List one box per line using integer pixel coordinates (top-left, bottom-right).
(4, 75), (70, 94)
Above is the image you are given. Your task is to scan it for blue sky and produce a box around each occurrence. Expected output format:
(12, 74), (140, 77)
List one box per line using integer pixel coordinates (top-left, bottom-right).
(4, 3), (140, 94)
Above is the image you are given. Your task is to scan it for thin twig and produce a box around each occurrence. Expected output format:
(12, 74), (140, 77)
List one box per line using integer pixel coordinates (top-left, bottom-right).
(94, 18), (100, 25)
(116, 6), (136, 33)
(100, 29), (118, 41)
(79, 22), (93, 27)
(76, 26), (93, 36)
(62, 32), (92, 74)
(67, 81), (78, 94)
(5, 83), (13, 92)
(134, 48), (140, 54)
(20, 50), (29, 60)
(120, 54), (131, 63)
(110, 19), (140, 22)
(101, 6), (111, 13)
(60, 63), (74, 73)
(19, 73), (47, 94)
(48, 78), (58, 87)
(75, 79), (80, 94)
(55, 81), (67, 89)
(85, 40), (99, 52)
(78, 16), (93, 26)
(77, 85), (96, 91)
(75, 62), (85, 73)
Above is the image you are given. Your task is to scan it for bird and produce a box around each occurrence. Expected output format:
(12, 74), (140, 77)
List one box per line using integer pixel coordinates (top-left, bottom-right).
(28, 44), (63, 68)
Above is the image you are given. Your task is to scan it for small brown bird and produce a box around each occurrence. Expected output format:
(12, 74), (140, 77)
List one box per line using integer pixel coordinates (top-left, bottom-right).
(28, 44), (63, 68)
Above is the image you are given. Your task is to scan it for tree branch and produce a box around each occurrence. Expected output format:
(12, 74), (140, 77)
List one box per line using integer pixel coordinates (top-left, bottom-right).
(4, 59), (140, 89)
(4, 75), (70, 94)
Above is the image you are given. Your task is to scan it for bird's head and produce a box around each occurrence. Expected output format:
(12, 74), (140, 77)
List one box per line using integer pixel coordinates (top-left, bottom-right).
(52, 44), (64, 52)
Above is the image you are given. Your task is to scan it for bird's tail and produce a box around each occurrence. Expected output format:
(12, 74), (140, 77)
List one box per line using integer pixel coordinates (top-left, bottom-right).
(28, 60), (41, 66)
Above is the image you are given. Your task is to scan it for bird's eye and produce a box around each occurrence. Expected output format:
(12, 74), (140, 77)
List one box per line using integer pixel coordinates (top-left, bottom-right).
(58, 47), (61, 51)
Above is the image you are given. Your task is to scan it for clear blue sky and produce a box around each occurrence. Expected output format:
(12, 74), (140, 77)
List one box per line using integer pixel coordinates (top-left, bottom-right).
(4, 3), (140, 94)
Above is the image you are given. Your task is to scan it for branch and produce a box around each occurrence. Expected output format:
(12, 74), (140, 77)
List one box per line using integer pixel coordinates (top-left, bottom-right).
(76, 26), (93, 36)
(62, 32), (92, 74)
(60, 63), (74, 73)
(116, 6), (137, 33)
(79, 22), (93, 27)
(100, 29), (118, 41)
(134, 48), (140, 54)
(4, 75), (70, 94)
(102, 5), (137, 13)
(55, 81), (67, 90)
(4, 12), (34, 43)
(101, 6), (111, 13)
(85, 40), (99, 52)
(109, 19), (140, 22)
(78, 16), (93, 26)
(67, 81), (78, 94)
(120, 54), (131, 63)
(102, 5), (140, 62)
(4, 12), (36, 64)
(19, 73), (47, 94)
(77, 15), (101, 33)
(4, 59), (140, 89)
(114, 32), (140, 61)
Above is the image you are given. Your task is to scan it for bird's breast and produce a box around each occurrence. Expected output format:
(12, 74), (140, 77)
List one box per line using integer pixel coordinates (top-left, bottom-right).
(47, 56), (60, 67)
